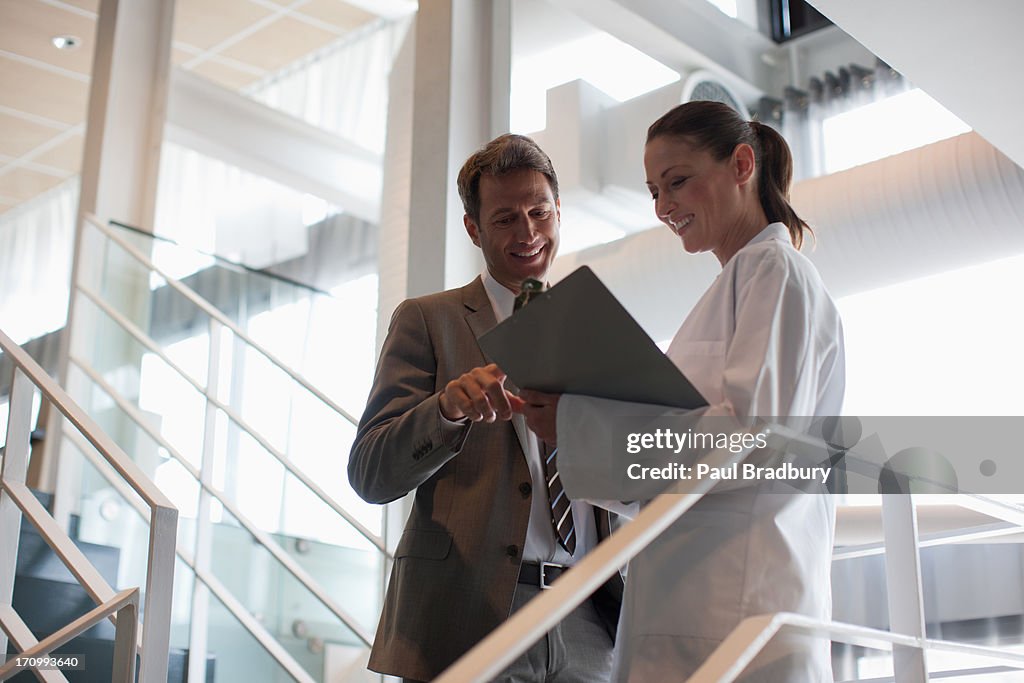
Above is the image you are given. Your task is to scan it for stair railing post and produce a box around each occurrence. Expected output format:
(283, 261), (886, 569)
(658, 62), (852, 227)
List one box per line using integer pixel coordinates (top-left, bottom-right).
(112, 594), (140, 682)
(0, 368), (36, 658)
(187, 318), (223, 683)
(140, 504), (177, 682)
(882, 491), (929, 682)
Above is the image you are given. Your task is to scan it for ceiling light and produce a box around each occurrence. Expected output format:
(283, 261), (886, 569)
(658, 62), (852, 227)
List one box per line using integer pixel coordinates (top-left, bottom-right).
(51, 35), (81, 50)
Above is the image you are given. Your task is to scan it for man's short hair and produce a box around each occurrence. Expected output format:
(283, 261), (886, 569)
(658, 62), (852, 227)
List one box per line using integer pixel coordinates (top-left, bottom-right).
(457, 134), (559, 223)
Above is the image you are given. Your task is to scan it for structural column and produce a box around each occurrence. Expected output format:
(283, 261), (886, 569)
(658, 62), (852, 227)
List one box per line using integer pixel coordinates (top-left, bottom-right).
(46, 0), (176, 544)
(378, 0), (513, 330)
(408, 0), (512, 295)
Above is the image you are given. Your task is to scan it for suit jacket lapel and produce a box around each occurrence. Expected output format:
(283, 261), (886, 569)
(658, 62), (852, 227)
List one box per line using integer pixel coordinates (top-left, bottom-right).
(463, 278), (496, 347)
(462, 277), (530, 458)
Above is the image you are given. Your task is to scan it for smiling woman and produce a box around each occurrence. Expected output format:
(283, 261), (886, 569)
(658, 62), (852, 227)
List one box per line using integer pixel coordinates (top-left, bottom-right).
(521, 100), (846, 682)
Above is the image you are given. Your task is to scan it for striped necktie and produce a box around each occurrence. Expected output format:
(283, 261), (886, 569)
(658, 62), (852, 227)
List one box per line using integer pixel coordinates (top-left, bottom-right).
(514, 279), (576, 555)
(544, 444), (576, 555)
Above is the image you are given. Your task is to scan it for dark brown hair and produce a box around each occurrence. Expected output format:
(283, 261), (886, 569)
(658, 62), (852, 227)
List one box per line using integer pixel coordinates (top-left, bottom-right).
(647, 100), (811, 249)
(457, 134), (559, 223)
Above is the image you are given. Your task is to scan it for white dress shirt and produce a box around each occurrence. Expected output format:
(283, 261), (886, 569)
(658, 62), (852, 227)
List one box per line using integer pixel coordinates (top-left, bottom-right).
(481, 270), (596, 565)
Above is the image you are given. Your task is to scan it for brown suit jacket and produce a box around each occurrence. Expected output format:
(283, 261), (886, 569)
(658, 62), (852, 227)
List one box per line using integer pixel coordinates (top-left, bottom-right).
(348, 277), (621, 681)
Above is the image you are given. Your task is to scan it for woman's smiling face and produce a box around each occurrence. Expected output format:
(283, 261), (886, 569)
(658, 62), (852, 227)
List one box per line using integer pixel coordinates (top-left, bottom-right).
(644, 135), (743, 260)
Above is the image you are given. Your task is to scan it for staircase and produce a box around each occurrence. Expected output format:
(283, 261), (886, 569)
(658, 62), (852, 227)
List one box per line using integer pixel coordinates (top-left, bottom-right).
(6, 491), (214, 682)
(3, 215), (387, 682)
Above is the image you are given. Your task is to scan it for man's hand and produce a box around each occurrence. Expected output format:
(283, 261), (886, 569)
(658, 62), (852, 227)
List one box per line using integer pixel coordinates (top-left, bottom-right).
(515, 389), (561, 444)
(439, 363), (517, 423)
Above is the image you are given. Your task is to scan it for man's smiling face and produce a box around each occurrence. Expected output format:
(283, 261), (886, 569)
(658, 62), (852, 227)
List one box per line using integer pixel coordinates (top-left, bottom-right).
(464, 168), (561, 292)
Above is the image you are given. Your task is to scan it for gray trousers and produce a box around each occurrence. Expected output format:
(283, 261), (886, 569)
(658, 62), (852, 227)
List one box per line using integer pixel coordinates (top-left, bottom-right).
(404, 583), (614, 682)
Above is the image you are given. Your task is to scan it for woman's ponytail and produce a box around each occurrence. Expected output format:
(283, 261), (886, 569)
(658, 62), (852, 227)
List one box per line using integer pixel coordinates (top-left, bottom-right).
(749, 120), (812, 249)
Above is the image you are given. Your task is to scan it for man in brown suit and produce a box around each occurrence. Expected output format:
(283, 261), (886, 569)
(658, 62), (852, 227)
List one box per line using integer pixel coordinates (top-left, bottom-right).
(349, 134), (620, 682)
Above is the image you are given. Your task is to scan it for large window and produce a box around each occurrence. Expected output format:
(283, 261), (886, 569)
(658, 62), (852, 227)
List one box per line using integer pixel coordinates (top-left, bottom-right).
(839, 252), (1024, 418)
(510, 30), (678, 134)
(822, 88), (971, 174)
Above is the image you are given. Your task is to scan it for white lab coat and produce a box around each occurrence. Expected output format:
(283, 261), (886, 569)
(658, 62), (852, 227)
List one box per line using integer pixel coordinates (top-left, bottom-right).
(558, 223), (845, 682)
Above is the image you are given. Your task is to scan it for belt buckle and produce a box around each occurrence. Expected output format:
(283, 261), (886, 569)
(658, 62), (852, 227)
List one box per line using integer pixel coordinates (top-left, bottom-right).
(539, 561), (561, 590)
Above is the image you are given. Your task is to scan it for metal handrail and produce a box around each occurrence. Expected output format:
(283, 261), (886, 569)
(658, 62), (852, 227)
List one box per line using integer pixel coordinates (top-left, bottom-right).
(0, 332), (175, 512)
(686, 612), (1024, 683)
(108, 219), (334, 297)
(0, 328), (177, 683)
(0, 604), (67, 683)
(71, 356), (375, 645)
(83, 213), (360, 427)
(437, 422), (1024, 682)
(62, 428), (320, 683)
(0, 588), (139, 681)
(74, 284), (387, 554)
(833, 520), (1020, 560)
(4, 479), (118, 607)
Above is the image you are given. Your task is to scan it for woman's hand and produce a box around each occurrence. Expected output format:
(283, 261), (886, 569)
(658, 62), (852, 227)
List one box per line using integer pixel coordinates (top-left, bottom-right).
(515, 389), (561, 444)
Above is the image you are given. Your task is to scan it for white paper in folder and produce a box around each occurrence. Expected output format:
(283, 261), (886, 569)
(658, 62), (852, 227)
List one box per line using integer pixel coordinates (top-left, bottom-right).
(478, 266), (706, 409)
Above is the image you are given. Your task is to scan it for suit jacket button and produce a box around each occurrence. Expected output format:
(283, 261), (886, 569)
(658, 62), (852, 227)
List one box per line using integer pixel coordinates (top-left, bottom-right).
(506, 544), (519, 557)
(519, 482), (532, 497)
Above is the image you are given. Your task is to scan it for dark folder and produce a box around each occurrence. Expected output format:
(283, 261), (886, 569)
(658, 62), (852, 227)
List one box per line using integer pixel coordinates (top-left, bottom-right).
(478, 266), (706, 409)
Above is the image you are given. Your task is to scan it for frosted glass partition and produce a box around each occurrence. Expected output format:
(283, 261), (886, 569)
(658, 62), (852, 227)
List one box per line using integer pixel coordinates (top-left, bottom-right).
(58, 217), (385, 682)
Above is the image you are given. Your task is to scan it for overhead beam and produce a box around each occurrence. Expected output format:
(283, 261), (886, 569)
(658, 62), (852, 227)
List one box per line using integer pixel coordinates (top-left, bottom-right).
(549, 0), (780, 102)
(341, 0), (417, 20)
(165, 68), (382, 224)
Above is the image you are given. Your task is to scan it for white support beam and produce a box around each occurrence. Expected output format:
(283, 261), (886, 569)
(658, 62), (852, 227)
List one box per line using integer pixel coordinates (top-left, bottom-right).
(187, 319), (221, 683)
(376, 0), (512, 340)
(405, 0), (508, 296)
(77, 0), (175, 231)
(548, 0), (779, 103)
(46, 0), (178, 499)
(405, 1), (455, 297)
(0, 605), (67, 682)
(375, 27), (416, 348)
(165, 69), (382, 224)
(490, 0), (513, 139)
(882, 494), (929, 682)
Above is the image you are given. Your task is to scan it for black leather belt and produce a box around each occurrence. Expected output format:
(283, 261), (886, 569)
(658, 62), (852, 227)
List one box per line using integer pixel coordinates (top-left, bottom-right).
(518, 561), (568, 589)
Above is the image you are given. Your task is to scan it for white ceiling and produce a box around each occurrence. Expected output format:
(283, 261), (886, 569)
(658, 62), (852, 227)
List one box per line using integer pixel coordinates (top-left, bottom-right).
(0, 0), (402, 218)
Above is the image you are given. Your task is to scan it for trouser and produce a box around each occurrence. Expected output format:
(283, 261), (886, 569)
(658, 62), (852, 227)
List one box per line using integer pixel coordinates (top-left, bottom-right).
(404, 583), (614, 683)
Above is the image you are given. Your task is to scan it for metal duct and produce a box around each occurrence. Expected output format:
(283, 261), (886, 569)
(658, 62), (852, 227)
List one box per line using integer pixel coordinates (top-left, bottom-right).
(794, 131), (1024, 298)
(551, 132), (1024, 342)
